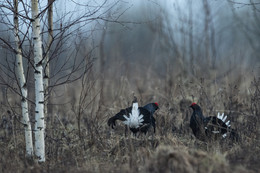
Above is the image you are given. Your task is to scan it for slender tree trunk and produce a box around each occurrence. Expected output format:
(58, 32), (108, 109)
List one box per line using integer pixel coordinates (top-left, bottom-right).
(188, 0), (194, 74)
(13, 0), (34, 157)
(203, 0), (210, 66)
(43, 0), (53, 119)
(31, 0), (45, 162)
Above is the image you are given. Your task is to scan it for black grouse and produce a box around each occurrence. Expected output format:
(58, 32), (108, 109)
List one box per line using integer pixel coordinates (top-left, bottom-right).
(189, 103), (237, 141)
(108, 101), (159, 135)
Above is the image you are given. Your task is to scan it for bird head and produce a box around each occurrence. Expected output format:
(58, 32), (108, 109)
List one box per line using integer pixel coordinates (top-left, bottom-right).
(190, 102), (196, 107)
(190, 102), (204, 117)
(190, 102), (201, 110)
(154, 102), (159, 110)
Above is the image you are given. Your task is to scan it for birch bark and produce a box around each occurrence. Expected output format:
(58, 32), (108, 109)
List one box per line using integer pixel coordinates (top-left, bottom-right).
(31, 0), (45, 162)
(13, 0), (34, 157)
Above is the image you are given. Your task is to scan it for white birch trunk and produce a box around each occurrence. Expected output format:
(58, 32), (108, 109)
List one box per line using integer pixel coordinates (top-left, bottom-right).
(13, 0), (34, 157)
(31, 0), (45, 162)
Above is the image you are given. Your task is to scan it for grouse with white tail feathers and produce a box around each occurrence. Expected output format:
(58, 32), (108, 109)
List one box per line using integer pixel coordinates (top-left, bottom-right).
(108, 101), (159, 135)
(189, 103), (237, 141)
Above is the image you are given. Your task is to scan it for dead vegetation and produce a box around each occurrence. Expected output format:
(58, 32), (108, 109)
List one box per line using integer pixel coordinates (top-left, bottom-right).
(0, 71), (259, 172)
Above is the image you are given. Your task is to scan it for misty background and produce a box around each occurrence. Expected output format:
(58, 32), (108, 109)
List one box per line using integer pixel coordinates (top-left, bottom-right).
(0, 0), (259, 113)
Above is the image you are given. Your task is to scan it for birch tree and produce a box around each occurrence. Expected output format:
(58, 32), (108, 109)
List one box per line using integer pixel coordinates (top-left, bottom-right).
(0, 0), (130, 162)
(13, 0), (33, 157)
(31, 0), (45, 162)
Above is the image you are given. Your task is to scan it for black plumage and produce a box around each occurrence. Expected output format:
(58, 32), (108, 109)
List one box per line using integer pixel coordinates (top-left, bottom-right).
(143, 103), (159, 133)
(189, 103), (237, 141)
(108, 102), (159, 135)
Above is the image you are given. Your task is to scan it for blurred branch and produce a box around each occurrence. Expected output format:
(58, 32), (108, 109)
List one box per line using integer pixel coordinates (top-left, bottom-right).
(228, 0), (260, 6)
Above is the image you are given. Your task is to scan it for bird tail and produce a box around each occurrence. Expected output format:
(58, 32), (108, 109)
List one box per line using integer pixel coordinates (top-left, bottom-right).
(217, 113), (231, 127)
(217, 112), (240, 141)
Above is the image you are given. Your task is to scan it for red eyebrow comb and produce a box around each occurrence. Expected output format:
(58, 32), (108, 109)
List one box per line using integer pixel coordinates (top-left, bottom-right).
(191, 103), (196, 106)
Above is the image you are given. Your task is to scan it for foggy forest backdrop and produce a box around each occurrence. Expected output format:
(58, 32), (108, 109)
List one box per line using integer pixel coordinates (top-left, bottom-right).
(0, 0), (259, 172)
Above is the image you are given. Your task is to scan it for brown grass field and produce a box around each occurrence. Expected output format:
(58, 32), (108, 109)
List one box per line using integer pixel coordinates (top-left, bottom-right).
(0, 61), (259, 173)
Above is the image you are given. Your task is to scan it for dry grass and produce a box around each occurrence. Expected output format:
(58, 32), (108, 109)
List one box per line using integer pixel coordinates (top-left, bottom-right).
(0, 65), (259, 173)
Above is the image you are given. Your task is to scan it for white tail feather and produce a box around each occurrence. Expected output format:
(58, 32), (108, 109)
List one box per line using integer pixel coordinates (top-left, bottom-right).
(223, 115), (227, 122)
(217, 113), (224, 120)
(212, 130), (220, 134)
(123, 102), (144, 128)
(217, 112), (231, 127)
(226, 120), (230, 127)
